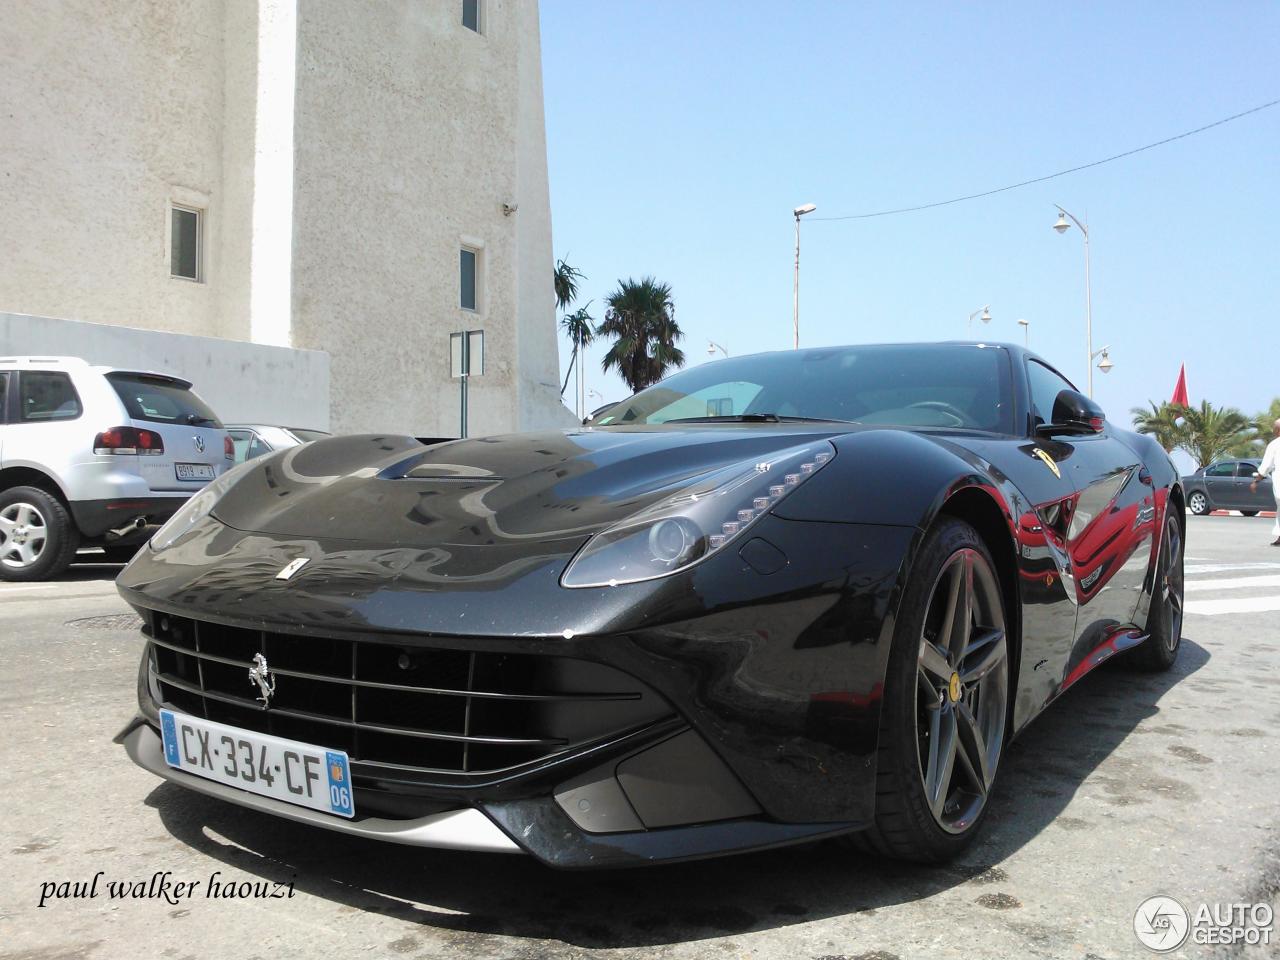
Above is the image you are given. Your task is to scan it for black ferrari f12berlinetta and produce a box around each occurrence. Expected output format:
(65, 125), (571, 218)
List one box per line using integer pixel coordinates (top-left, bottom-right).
(116, 342), (1184, 867)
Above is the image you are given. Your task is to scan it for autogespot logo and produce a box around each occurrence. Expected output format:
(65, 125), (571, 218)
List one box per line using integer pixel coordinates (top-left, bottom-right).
(1134, 896), (1190, 952)
(1134, 896), (1275, 951)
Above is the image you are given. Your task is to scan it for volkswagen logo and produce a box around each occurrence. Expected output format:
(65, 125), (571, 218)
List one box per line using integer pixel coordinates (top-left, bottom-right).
(193, 435), (206, 453)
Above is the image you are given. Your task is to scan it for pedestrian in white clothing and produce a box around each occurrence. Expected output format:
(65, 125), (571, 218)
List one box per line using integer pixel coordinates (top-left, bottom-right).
(1249, 418), (1280, 546)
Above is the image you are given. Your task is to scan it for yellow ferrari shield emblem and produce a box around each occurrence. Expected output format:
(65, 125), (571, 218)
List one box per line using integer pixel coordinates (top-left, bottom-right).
(948, 672), (961, 703)
(1032, 447), (1061, 479)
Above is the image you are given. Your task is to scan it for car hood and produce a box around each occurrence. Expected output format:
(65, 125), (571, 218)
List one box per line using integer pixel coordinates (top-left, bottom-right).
(211, 426), (846, 549)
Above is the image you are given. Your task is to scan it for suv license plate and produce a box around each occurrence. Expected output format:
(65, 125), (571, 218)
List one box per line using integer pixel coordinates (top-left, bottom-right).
(159, 709), (355, 818)
(175, 463), (215, 481)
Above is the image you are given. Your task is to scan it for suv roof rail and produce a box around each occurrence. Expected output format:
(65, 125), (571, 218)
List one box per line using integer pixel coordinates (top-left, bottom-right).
(0, 355), (89, 365)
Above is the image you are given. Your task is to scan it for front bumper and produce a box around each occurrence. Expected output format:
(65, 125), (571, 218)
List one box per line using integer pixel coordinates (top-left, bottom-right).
(118, 711), (865, 867)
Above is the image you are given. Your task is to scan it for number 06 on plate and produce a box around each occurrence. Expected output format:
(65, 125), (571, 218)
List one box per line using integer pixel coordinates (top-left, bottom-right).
(159, 709), (355, 818)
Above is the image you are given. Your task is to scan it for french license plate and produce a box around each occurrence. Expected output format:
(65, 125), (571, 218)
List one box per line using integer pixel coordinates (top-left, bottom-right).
(159, 709), (354, 818)
(175, 463), (215, 482)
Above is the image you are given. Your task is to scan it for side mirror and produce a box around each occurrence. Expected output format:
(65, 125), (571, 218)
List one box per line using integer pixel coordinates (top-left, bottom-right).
(1039, 388), (1106, 436)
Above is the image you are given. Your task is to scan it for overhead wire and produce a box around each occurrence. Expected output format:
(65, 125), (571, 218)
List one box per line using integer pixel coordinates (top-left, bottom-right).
(811, 98), (1280, 221)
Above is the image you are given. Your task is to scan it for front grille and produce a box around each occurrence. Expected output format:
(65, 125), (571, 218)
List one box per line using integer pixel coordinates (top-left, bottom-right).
(144, 611), (671, 776)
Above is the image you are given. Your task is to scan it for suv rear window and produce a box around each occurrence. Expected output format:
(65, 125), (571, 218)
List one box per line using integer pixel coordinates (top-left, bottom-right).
(19, 371), (82, 421)
(107, 373), (223, 427)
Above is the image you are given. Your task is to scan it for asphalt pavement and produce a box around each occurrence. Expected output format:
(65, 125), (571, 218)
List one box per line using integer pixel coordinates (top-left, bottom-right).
(2, 516), (1278, 960)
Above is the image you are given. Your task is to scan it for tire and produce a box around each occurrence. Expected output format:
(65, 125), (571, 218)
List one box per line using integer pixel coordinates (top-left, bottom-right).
(1129, 511), (1184, 672)
(1241, 511), (1259, 518)
(853, 517), (1011, 862)
(0, 486), (80, 582)
(1187, 490), (1211, 515)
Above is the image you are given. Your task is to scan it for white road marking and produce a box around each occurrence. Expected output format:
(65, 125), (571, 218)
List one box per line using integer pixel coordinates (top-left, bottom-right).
(1185, 575), (1280, 592)
(0, 584), (61, 594)
(1185, 595), (1280, 616)
(1185, 562), (1280, 575)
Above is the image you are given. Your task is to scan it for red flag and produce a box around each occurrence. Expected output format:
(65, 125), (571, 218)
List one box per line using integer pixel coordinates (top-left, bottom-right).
(1171, 365), (1189, 407)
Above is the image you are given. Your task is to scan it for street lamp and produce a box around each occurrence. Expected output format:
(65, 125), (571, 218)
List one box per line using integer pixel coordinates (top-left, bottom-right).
(1017, 318), (1030, 346)
(967, 305), (992, 333)
(1052, 204), (1097, 397)
(707, 340), (729, 358)
(793, 203), (817, 350)
(1093, 345), (1114, 375)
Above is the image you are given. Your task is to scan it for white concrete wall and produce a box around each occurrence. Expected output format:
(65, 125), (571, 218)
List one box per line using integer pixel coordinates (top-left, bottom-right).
(0, 0), (248, 339)
(0, 313), (330, 431)
(0, 0), (574, 438)
(511, 0), (574, 431)
(288, 0), (573, 436)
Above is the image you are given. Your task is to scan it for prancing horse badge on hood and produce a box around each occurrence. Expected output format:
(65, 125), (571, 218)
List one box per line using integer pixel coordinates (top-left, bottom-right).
(276, 557), (310, 581)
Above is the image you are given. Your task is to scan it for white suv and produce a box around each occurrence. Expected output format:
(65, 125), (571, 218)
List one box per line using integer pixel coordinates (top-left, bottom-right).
(0, 357), (232, 580)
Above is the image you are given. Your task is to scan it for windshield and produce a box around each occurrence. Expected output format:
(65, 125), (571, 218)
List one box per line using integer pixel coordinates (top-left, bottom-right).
(289, 428), (331, 443)
(595, 343), (1013, 433)
(107, 373), (223, 428)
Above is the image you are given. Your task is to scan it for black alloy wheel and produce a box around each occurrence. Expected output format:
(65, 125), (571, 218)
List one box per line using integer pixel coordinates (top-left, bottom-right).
(854, 517), (1010, 862)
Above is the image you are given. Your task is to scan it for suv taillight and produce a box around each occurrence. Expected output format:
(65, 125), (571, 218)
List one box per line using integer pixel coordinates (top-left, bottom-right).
(223, 434), (234, 460)
(94, 427), (165, 456)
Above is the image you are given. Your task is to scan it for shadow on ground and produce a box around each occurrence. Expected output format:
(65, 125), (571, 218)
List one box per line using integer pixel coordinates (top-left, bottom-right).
(147, 639), (1209, 949)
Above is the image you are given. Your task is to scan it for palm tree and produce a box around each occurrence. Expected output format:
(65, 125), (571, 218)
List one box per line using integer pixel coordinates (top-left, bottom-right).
(559, 304), (594, 395)
(553, 258), (584, 314)
(1176, 400), (1251, 469)
(1131, 401), (1185, 453)
(1232, 397), (1280, 457)
(597, 277), (685, 393)
(553, 258), (587, 415)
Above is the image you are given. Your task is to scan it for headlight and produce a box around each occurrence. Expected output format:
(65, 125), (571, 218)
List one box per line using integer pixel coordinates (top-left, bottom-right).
(150, 458), (258, 551)
(561, 440), (835, 588)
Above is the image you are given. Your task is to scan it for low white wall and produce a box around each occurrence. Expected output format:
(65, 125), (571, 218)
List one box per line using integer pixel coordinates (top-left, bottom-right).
(0, 312), (330, 430)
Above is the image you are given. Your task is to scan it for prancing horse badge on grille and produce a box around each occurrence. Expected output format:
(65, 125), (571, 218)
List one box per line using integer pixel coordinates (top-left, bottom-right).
(276, 557), (310, 581)
(248, 653), (276, 706)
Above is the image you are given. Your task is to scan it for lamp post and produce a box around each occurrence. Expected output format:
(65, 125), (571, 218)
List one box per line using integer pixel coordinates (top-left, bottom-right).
(1053, 205), (1096, 397)
(1092, 345), (1113, 376)
(793, 203), (816, 349)
(707, 340), (729, 358)
(1017, 318), (1029, 346)
(967, 305), (992, 334)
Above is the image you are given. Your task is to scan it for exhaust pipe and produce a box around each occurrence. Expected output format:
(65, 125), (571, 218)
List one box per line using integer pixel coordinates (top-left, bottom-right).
(105, 517), (148, 541)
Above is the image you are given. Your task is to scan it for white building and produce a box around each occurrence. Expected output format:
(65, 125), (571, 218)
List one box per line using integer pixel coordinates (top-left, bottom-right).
(0, 0), (573, 435)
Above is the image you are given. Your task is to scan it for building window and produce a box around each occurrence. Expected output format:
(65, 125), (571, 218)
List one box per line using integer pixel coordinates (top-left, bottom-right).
(460, 246), (479, 311)
(462, 0), (482, 33)
(170, 204), (203, 281)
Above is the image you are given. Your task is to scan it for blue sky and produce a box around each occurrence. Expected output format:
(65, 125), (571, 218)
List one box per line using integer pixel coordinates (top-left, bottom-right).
(540, 1), (1278, 436)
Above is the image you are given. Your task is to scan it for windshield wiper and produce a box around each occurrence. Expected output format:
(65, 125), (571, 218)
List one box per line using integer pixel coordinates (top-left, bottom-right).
(186, 414), (217, 426)
(666, 414), (858, 424)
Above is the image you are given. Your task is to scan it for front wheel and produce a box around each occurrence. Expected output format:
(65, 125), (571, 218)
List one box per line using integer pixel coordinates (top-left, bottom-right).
(856, 517), (1010, 862)
(1187, 490), (1211, 515)
(1240, 511), (1259, 518)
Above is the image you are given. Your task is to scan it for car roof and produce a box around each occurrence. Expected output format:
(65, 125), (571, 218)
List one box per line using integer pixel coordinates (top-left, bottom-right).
(227, 424), (328, 434)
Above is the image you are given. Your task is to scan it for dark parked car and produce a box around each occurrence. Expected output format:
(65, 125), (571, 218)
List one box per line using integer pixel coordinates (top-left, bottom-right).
(1182, 459), (1270, 516)
(115, 342), (1185, 867)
